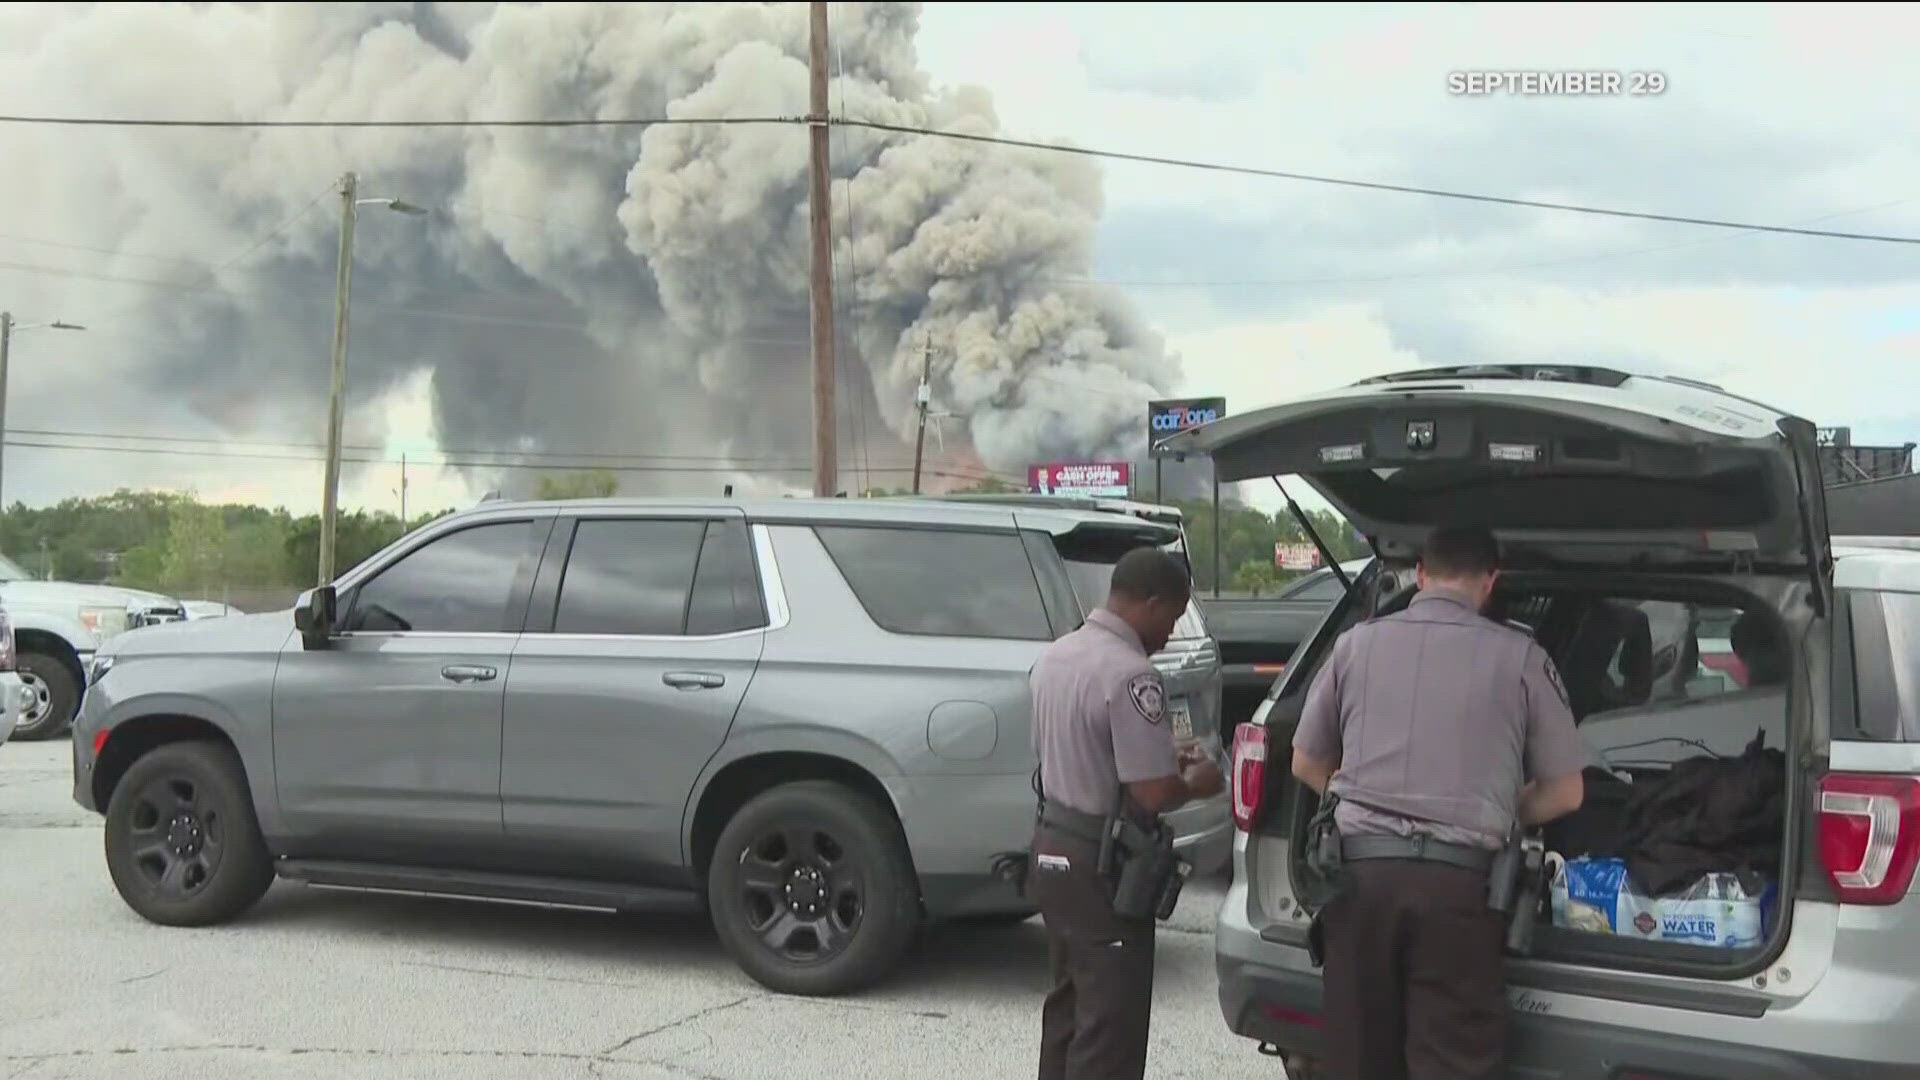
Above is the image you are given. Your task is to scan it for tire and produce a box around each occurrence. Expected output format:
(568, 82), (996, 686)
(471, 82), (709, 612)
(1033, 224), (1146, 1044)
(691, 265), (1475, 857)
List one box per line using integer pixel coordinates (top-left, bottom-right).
(103, 741), (275, 927)
(14, 651), (79, 741)
(706, 780), (921, 997)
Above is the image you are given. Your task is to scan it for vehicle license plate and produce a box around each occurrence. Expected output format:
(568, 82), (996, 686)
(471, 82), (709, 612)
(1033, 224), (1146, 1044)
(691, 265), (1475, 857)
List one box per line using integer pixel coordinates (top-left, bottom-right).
(1170, 699), (1193, 740)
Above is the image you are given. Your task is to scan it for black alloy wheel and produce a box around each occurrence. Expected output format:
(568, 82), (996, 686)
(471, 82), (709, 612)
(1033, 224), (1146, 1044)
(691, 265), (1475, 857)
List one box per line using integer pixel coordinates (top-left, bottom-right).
(708, 781), (920, 997)
(738, 824), (866, 964)
(124, 774), (226, 901)
(104, 741), (275, 926)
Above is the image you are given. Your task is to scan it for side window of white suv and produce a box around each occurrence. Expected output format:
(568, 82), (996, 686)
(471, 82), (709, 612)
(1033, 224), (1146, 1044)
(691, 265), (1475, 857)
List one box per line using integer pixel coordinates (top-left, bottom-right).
(1849, 589), (1920, 742)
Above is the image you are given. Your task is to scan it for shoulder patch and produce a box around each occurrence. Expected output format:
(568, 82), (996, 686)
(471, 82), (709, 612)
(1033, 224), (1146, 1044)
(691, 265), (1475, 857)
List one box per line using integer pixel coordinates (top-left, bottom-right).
(1127, 672), (1166, 724)
(1542, 655), (1570, 708)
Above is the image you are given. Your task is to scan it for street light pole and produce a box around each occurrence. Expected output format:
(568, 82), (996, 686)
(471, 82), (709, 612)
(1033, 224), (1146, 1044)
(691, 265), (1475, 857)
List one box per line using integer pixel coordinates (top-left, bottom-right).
(0, 313), (85, 510)
(318, 172), (358, 586)
(316, 175), (426, 586)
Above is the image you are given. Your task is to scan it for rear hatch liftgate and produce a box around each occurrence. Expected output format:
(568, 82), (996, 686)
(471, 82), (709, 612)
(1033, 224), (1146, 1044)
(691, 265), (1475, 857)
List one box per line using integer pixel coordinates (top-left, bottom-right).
(1162, 368), (1833, 978)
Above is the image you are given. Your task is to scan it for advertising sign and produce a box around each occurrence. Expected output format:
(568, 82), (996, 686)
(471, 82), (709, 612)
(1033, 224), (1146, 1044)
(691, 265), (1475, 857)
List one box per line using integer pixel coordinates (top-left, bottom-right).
(1147, 397), (1226, 457)
(1275, 543), (1322, 571)
(1028, 462), (1131, 498)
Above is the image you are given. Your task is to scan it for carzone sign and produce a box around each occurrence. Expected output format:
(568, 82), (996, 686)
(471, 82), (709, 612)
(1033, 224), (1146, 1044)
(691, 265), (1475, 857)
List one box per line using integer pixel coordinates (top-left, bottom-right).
(1148, 397), (1226, 456)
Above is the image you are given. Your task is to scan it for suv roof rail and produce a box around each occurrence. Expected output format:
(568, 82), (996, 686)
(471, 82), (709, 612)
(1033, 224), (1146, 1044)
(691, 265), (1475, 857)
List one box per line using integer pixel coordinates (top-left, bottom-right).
(917, 492), (1191, 528)
(1353, 364), (1633, 388)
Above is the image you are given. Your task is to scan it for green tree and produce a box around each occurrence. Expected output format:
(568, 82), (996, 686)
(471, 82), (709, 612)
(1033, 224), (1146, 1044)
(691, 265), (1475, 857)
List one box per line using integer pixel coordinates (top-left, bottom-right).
(536, 470), (618, 500)
(160, 499), (229, 598)
(1231, 559), (1282, 596)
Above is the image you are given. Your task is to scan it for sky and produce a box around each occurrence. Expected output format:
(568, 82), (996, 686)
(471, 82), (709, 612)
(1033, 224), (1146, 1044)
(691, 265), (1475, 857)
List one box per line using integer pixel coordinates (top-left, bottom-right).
(2, 1), (1917, 520)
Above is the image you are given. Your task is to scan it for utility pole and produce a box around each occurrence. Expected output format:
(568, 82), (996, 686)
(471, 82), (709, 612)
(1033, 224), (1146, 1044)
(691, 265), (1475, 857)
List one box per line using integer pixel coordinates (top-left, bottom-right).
(910, 337), (933, 494)
(319, 171), (358, 586)
(807, 0), (838, 498)
(399, 453), (409, 524)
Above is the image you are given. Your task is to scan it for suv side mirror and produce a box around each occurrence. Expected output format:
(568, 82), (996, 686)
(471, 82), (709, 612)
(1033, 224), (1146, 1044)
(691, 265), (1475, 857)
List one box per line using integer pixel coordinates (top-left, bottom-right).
(294, 586), (338, 650)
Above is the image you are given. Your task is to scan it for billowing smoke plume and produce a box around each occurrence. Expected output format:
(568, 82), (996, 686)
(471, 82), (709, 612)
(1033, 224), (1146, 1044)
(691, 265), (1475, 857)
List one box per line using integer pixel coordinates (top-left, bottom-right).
(0, 2), (1182, 499)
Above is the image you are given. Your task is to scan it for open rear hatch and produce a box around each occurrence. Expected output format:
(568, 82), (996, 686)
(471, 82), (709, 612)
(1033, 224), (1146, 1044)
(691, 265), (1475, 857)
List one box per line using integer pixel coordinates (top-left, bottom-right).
(1180, 366), (1833, 979)
(1159, 365), (1832, 593)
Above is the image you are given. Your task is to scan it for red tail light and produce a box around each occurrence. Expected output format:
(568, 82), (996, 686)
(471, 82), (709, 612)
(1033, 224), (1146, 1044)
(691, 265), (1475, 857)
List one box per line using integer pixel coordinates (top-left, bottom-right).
(0, 608), (13, 672)
(1817, 773), (1920, 905)
(1231, 722), (1269, 831)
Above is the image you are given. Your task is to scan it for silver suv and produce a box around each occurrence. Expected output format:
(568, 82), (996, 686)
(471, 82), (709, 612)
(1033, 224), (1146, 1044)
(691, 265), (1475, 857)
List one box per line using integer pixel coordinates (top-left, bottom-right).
(1165, 365), (1920, 1078)
(71, 496), (1230, 996)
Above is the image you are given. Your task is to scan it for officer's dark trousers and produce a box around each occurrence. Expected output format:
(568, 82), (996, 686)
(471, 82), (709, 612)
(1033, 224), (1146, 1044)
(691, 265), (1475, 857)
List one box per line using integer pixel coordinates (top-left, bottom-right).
(1030, 826), (1155, 1080)
(1320, 860), (1507, 1080)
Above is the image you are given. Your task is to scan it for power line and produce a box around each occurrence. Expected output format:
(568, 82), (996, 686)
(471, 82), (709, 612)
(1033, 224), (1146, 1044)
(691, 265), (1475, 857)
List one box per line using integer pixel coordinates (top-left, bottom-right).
(839, 119), (1920, 246)
(0, 113), (799, 130)
(5, 105), (1917, 244)
(3, 425), (921, 467)
(1, 437), (1011, 482)
(1040, 196), (1920, 289)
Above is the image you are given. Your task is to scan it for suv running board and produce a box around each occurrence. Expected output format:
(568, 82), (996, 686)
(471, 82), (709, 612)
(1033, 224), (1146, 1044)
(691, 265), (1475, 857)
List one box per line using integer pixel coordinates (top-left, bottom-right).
(275, 859), (703, 915)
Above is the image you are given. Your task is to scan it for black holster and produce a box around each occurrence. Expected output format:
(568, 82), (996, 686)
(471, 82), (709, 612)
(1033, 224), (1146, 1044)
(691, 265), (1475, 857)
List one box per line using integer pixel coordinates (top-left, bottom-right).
(1297, 792), (1348, 915)
(1486, 826), (1547, 956)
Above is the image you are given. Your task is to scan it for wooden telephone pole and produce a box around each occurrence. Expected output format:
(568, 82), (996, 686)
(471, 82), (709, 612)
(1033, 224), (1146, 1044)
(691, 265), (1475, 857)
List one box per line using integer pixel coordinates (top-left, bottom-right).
(807, 0), (838, 497)
(910, 337), (933, 494)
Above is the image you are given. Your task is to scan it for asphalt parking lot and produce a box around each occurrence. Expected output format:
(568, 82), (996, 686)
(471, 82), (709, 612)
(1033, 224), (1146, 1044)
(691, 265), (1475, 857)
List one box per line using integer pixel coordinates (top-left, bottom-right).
(1, 740), (1273, 1080)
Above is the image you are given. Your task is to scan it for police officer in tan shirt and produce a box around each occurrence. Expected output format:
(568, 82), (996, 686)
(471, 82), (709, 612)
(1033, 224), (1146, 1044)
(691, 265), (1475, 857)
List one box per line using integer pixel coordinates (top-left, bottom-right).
(1028, 547), (1225, 1080)
(1292, 525), (1588, 1080)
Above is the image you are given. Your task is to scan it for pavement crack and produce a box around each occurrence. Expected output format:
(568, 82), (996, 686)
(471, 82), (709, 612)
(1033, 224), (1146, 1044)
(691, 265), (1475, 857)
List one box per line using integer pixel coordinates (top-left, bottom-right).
(399, 959), (655, 991)
(119, 967), (168, 985)
(601, 995), (755, 1057)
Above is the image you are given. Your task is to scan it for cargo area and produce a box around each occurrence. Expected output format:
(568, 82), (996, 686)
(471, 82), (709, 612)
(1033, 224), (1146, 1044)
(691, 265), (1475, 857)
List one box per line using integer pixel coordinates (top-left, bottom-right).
(1268, 565), (1801, 974)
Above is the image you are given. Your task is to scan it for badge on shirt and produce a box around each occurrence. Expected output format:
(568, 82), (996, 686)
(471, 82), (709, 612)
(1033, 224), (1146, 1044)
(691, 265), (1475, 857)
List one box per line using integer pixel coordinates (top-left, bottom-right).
(1128, 673), (1166, 724)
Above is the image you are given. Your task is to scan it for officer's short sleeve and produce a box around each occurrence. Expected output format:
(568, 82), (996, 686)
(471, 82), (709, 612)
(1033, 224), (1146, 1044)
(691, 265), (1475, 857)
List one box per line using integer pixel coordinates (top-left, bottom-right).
(1292, 631), (1348, 760)
(1109, 666), (1180, 784)
(1520, 642), (1587, 784)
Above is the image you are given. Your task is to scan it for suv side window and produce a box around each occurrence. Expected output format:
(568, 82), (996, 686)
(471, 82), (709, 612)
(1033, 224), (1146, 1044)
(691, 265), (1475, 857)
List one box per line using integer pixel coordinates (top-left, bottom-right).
(688, 518), (767, 636)
(555, 519), (706, 635)
(343, 521), (533, 633)
(816, 525), (1051, 640)
(1847, 589), (1920, 741)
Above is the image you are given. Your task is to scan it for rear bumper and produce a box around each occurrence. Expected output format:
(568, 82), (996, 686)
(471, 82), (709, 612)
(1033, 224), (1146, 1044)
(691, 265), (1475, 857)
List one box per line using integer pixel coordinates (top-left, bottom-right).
(1219, 916), (1920, 1080)
(1220, 953), (1915, 1079)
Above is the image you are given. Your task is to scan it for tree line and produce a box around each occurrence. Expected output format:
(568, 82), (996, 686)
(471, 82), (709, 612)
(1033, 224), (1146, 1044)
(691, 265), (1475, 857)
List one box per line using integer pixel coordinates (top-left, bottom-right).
(0, 473), (1364, 603)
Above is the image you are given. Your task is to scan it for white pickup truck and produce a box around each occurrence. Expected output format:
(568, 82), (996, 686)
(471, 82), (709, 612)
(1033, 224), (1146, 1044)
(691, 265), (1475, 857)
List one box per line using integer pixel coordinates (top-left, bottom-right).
(0, 553), (187, 740)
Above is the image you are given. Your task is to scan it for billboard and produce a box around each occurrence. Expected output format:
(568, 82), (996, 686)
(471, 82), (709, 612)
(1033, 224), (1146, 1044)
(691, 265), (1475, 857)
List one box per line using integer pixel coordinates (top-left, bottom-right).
(1029, 462), (1132, 498)
(1275, 543), (1322, 571)
(1147, 397), (1226, 457)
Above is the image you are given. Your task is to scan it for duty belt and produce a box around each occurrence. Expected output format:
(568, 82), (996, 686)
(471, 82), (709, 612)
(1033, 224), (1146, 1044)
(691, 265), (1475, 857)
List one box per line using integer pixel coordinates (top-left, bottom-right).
(1036, 800), (1109, 846)
(1341, 833), (1495, 873)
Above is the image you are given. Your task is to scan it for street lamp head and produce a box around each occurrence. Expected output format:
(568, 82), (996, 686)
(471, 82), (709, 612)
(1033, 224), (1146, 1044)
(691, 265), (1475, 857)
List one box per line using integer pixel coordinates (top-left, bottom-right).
(50, 321), (86, 331)
(356, 197), (429, 217)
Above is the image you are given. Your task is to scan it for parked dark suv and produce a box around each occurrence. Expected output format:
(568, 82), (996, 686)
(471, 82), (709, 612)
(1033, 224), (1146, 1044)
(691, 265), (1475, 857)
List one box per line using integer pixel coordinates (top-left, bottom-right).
(72, 496), (1231, 996)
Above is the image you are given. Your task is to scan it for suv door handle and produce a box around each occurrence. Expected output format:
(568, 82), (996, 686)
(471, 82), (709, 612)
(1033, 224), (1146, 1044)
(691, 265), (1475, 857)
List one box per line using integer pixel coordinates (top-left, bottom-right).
(663, 671), (725, 691)
(441, 665), (498, 684)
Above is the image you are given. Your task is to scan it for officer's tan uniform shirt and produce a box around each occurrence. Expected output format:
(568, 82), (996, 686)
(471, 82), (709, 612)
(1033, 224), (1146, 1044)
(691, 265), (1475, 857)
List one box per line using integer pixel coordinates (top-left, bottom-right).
(1293, 587), (1588, 850)
(1031, 609), (1180, 817)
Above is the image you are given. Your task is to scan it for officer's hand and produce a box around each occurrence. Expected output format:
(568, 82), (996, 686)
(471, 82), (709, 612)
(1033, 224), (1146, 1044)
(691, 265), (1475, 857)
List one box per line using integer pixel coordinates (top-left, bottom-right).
(1183, 760), (1226, 800)
(1176, 744), (1213, 769)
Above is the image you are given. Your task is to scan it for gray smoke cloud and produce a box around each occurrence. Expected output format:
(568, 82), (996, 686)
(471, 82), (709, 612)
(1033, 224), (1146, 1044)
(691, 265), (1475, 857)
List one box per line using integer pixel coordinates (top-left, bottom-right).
(0, 1), (1182, 500)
